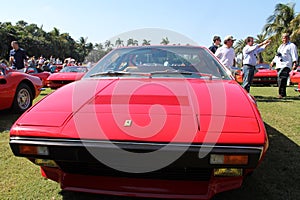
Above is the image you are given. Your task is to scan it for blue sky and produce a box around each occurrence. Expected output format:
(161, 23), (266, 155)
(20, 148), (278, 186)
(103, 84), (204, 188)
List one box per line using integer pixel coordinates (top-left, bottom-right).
(0, 0), (299, 47)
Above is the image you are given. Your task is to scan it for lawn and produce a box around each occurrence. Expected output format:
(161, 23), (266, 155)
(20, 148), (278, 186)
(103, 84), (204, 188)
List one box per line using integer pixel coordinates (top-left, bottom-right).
(0, 86), (299, 200)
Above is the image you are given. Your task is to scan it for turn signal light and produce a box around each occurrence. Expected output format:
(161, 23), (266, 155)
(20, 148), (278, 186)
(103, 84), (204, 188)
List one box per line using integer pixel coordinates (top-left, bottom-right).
(19, 145), (49, 155)
(210, 154), (248, 165)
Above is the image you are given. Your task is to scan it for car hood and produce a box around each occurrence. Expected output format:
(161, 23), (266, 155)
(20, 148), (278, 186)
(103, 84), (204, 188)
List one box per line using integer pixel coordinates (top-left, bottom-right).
(47, 72), (85, 80)
(13, 78), (264, 143)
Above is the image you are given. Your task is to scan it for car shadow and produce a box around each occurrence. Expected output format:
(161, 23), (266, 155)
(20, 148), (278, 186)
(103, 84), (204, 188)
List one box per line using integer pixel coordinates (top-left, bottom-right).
(0, 110), (21, 132)
(212, 122), (300, 200)
(60, 123), (300, 200)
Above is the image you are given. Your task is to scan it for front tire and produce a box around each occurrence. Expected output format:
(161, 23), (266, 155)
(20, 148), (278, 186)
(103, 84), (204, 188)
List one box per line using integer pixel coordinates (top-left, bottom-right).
(12, 83), (33, 113)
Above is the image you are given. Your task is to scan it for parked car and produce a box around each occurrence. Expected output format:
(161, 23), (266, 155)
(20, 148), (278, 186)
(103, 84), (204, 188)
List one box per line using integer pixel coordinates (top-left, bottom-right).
(10, 46), (268, 200)
(25, 67), (51, 87)
(0, 64), (43, 113)
(290, 66), (300, 92)
(46, 66), (88, 89)
(50, 64), (63, 73)
(235, 63), (278, 85)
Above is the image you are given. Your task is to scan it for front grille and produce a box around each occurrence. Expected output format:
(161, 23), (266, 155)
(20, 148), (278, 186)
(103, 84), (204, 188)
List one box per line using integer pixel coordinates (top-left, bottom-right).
(253, 77), (277, 82)
(52, 80), (73, 84)
(57, 161), (212, 181)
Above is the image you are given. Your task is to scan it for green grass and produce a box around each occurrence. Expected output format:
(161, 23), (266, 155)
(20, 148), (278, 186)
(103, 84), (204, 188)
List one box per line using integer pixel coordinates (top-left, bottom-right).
(0, 86), (299, 200)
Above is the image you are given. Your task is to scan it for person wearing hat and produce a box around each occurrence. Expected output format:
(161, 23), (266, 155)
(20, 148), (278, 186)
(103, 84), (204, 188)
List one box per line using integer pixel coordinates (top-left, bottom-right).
(242, 36), (271, 92)
(270, 33), (298, 98)
(208, 36), (221, 54)
(215, 35), (236, 69)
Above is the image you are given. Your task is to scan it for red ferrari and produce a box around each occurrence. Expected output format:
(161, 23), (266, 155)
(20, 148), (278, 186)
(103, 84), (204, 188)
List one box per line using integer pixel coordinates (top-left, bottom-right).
(10, 46), (268, 199)
(46, 66), (88, 89)
(25, 67), (51, 87)
(0, 64), (43, 113)
(235, 63), (277, 85)
(290, 67), (300, 92)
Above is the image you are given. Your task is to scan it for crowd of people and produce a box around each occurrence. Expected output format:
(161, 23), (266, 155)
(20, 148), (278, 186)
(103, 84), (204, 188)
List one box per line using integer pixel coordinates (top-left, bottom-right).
(9, 41), (82, 73)
(208, 33), (298, 98)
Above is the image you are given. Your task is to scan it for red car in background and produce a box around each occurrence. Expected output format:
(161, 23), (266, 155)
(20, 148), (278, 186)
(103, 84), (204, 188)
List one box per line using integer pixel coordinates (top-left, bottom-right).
(290, 66), (300, 92)
(235, 63), (278, 85)
(10, 46), (268, 200)
(0, 64), (43, 113)
(25, 67), (51, 87)
(46, 66), (88, 89)
(50, 64), (63, 73)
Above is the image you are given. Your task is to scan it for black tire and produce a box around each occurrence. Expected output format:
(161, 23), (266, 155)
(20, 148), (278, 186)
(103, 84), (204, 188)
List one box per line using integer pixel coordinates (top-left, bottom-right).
(12, 83), (33, 113)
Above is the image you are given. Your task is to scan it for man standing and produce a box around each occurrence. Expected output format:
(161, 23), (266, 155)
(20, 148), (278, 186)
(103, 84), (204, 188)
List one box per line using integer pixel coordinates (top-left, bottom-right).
(270, 33), (298, 98)
(9, 41), (27, 70)
(242, 36), (271, 92)
(215, 35), (236, 69)
(208, 36), (221, 54)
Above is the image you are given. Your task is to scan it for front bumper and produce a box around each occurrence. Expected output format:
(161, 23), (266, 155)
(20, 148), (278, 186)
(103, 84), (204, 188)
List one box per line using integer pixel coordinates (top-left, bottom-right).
(10, 136), (264, 199)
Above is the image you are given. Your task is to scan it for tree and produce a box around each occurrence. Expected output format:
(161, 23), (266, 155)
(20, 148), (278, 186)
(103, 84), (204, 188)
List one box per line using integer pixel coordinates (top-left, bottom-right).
(290, 13), (300, 47)
(104, 40), (112, 49)
(133, 39), (138, 46)
(160, 37), (169, 45)
(95, 43), (104, 50)
(115, 38), (124, 47)
(254, 33), (268, 63)
(142, 39), (151, 45)
(264, 3), (296, 37)
(262, 3), (299, 63)
(234, 39), (246, 67)
(127, 38), (134, 46)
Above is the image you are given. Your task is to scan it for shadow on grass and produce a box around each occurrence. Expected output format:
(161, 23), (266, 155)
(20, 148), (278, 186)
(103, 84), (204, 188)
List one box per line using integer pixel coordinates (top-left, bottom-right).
(254, 95), (300, 102)
(60, 123), (300, 200)
(0, 110), (21, 132)
(212, 122), (300, 200)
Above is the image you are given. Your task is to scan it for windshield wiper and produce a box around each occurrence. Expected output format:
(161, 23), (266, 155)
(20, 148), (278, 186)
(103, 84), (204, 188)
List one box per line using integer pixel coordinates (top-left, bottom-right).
(90, 71), (131, 77)
(150, 70), (202, 77)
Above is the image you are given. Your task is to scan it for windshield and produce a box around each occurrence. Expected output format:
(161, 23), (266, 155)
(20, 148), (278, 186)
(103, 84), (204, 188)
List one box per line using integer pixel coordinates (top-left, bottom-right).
(60, 66), (88, 73)
(84, 46), (231, 80)
(255, 63), (270, 70)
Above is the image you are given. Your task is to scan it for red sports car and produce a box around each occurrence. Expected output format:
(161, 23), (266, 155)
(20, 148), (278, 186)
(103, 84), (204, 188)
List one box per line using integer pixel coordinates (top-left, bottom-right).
(290, 67), (300, 92)
(10, 46), (268, 200)
(235, 63), (278, 85)
(0, 64), (43, 113)
(25, 67), (51, 87)
(46, 66), (88, 89)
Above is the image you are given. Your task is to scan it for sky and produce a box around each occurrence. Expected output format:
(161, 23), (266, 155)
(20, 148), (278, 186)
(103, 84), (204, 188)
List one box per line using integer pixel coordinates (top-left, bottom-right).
(0, 0), (299, 48)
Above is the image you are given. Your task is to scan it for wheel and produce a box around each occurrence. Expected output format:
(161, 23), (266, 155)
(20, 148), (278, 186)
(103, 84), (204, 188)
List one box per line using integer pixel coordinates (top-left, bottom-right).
(12, 83), (33, 113)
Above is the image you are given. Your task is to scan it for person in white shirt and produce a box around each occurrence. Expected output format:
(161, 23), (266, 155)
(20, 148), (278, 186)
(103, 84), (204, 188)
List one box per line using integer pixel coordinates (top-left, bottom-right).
(270, 33), (298, 98)
(215, 35), (236, 69)
(242, 36), (271, 92)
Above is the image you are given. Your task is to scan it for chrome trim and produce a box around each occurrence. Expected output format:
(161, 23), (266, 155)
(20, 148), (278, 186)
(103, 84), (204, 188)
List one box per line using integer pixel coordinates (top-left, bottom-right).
(10, 136), (264, 151)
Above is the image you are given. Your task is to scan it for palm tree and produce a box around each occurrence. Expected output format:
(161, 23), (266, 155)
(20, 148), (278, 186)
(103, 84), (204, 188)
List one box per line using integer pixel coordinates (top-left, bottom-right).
(104, 40), (112, 49)
(160, 37), (169, 45)
(142, 39), (151, 45)
(127, 38), (134, 46)
(115, 38), (124, 47)
(264, 3), (296, 37)
(95, 43), (104, 50)
(254, 33), (268, 63)
(234, 39), (246, 67)
(133, 39), (138, 46)
(290, 13), (300, 45)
